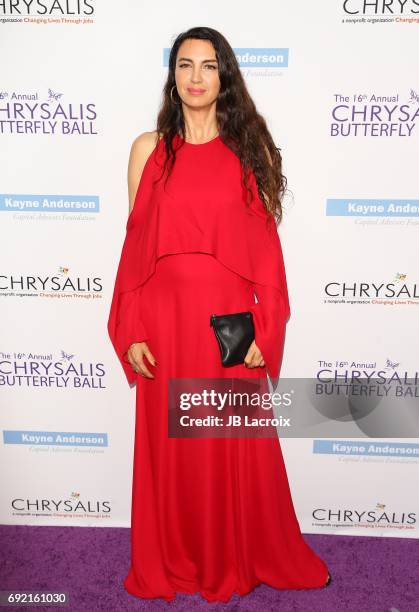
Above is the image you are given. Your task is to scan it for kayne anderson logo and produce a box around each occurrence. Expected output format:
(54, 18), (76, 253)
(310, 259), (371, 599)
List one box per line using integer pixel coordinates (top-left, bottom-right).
(313, 439), (419, 462)
(0, 88), (98, 135)
(3, 430), (108, 452)
(341, 0), (419, 24)
(323, 273), (419, 305)
(10, 492), (111, 520)
(330, 89), (419, 137)
(0, 349), (106, 388)
(0, 266), (103, 299)
(0, 0), (95, 24)
(326, 198), (419, 226)
(0, 193), (100, 222)
(312, 502), (416, 532)
(163, 47), (288, 78)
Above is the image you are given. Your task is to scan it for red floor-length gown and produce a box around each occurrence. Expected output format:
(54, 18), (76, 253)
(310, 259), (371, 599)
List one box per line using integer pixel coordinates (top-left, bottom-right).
(108, 133), (329, 603)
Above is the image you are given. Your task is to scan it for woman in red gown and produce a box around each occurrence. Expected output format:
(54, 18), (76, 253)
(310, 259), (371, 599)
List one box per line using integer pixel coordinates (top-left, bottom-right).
(108, 26), (331, 603)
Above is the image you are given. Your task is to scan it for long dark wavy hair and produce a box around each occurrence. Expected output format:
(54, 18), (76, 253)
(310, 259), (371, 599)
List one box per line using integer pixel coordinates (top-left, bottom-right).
(155, 26), (288, 226)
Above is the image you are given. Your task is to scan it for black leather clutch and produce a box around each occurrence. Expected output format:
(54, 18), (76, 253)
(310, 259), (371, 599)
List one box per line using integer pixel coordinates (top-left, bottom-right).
(209, 311), (255, 367)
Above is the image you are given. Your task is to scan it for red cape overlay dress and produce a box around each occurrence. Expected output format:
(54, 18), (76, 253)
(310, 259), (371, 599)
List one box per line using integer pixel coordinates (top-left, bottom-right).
(107, 133), (329, 602)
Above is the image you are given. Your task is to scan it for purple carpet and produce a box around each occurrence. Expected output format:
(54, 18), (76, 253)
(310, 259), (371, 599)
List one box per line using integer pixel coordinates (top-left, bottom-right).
(0, 526), (418, 611)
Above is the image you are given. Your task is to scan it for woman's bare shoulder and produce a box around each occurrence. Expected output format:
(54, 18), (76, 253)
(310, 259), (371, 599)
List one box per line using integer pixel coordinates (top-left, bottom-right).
(127, 132), (163, 212)
(129, 130), (162, 162)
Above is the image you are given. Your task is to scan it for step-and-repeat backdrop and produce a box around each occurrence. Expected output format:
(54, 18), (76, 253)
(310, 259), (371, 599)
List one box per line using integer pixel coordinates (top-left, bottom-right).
(1, 1), (418, 537)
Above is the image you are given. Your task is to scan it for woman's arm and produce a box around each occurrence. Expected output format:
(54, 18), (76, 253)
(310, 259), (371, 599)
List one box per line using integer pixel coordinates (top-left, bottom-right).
(110, 132), (159, 380)
(249, 282), (289, 382)
(247, 146), (290, 381)
(115, 286), (149, 369)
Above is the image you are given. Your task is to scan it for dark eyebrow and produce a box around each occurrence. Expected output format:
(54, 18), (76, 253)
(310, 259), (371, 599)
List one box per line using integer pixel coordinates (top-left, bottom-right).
(177, 57), (218, 63)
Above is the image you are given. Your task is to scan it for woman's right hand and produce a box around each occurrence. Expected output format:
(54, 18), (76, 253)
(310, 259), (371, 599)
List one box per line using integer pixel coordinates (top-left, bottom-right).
(127, 342), (157, 379)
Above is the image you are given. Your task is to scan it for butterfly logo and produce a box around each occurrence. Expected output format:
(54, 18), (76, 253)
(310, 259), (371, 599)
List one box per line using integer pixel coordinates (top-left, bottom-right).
(393, 272), (406, 283)
(408, 89), (419, 104)
(48, 88), (63, 102)
(376, 502), (386, 510)
(58, 266), (69, 275)
(61, 350), (75, 361)
(384, 358), (400, 370)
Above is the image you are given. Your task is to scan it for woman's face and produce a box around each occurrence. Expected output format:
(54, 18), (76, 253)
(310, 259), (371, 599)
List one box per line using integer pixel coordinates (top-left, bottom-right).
(174, 38), (220, 108)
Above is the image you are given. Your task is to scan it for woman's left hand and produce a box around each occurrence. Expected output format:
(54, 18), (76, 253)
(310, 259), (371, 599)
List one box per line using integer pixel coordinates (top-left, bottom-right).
(244, 340), (265, 368)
